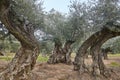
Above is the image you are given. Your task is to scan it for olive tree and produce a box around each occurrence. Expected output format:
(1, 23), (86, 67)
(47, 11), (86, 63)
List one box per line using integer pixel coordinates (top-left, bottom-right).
(0, 0), (44, 80)
(44, 4), (86, 64)
(73, 0), (120, 77)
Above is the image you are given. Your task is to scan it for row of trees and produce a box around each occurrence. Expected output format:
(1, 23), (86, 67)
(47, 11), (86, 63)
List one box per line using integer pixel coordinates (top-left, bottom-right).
(0, 0), (120, 80)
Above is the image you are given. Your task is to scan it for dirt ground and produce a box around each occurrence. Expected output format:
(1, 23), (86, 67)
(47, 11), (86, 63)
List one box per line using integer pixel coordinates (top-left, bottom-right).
(0, 56), (120, 80)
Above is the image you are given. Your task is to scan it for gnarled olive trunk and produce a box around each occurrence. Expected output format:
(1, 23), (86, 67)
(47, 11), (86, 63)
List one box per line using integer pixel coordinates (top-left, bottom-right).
(48, 40), (74, 64)
(74, 26), (120, 75)
(63, 40), (75, 64)
(90, 29), (110, 76)
(73, 28), (108, 72)
(91, 28), (120, 77)
(0, 47), (39, 80)
(0, 0), (39, 80)
(47, 41), (64, 64)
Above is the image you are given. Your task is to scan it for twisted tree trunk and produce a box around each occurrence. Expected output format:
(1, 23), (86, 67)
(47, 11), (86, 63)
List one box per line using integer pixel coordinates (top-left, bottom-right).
(90, 29), (111, 76)
(0, 47), (39, 80)
(91, 28), (120, 77)
(48, 40), (74, 64)
(74, 25), (120, 75)
(63, 40), (75, 64)
(0, 0), (39, 80)
(47, 41), (64, 64)
(73, 27), (108, 72)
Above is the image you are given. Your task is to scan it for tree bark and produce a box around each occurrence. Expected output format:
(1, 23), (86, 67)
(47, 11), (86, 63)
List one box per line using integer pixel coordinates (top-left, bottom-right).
(47, 41), (64, 64)
(74, 26), (120, 75)
(90, 28), (120, 77)
(90, 31), (109, 76)
(0, 0), (39, 80)
(63, 40), (75, 64)
(48, 40), (74, 64)
(0, 47), (39, 80)
(73, 27), (108, 72)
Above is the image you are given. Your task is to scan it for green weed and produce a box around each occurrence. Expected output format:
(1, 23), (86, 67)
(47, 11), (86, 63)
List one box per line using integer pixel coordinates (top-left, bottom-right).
(0, 56), (12, 61)
(37, 55), (49, 62)
(109, 62), (120, 67)
(108, 53), (120, 57)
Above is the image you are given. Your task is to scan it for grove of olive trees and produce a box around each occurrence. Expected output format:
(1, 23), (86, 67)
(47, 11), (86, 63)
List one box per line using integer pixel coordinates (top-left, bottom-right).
(0, 0), (120, 80)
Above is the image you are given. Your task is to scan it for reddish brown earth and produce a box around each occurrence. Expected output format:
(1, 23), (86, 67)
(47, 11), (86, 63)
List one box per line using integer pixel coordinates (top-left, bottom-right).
(0, 56), (120, 80)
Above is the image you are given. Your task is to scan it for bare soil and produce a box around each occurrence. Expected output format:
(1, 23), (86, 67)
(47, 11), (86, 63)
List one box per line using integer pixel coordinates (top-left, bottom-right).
(0, 56), (120, 80)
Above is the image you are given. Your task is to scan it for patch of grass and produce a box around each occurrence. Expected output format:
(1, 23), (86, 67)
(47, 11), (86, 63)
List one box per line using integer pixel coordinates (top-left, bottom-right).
(108, 53), (120, 57)
(0, 54), (49, 62)
(37, 55), (49, 62)
(0, 56), (12, 61)
(109, 62), (120, 67)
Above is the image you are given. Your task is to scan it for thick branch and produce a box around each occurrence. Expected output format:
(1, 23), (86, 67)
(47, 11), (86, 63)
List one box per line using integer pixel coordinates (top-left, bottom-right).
(0, 0), (38, 48)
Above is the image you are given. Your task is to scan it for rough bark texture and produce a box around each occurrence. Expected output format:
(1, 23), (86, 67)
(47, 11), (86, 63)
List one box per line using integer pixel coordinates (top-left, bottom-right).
(90, 29), (111, 76)
(73, 27), (108, 72)
(0, 0), (39, 80)
(0, 47), (39, 80)
(91, 29), (120, 77)
(47, 41), (64, 64)
(63, 41), (74, 64)
(74, 26), (120, 75)
(48, 40), (74, 64)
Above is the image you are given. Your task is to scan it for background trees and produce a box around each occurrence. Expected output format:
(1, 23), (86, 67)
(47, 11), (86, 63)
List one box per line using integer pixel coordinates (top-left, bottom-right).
(45, 1), (88, 64)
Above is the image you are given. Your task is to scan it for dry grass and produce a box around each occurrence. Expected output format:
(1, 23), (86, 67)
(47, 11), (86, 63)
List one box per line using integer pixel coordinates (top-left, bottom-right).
(0, 53), (120, 80)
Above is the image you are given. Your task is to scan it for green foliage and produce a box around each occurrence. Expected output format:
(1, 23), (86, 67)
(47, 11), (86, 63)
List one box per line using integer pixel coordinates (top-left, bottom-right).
(1, 0), (120, 57)
(42, 1), (89, 53)
(0, 35), (20, 52)
(9, 42), (20, 52)
(67, 1), (88, 41)
(40, 41), (53, 55)
(37, 55), (48, 62)
(44, 9), (66, 42)
(109, 62), (120, 67)
(11, 0), (44, 28)
(89, 0), (120, 30)
(0, 54), (48, 62)
(0, 56), (12, 61)
(108, 53), (120, 57)
(102, 36), (120, 53)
